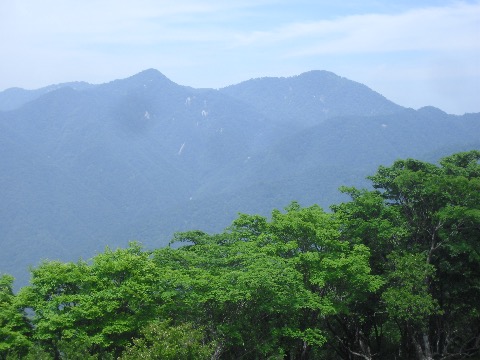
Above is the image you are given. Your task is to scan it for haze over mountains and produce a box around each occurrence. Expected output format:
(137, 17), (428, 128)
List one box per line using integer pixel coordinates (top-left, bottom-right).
(1, 69), (479, 286)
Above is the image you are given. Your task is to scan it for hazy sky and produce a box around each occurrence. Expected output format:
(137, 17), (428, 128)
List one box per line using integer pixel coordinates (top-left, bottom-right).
(1, 0), (479, 114)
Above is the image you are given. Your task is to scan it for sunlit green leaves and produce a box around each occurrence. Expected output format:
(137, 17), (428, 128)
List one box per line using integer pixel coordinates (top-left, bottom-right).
(120, 320), (214, 360)
(0, 274), (31, 359)
(382, 252), (438, 323)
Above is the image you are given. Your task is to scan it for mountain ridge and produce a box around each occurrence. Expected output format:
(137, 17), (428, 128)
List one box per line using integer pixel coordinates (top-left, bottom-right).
(0, 69), (439, 115)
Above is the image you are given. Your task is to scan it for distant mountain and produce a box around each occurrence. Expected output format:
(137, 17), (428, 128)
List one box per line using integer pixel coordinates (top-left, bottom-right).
(0, 81), (94, 111)
(221, 70), (403, 128)
(1, 69), (479, 288)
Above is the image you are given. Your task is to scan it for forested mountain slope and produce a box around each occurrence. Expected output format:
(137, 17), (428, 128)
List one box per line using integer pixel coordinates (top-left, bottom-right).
(1, 69), (479, 286)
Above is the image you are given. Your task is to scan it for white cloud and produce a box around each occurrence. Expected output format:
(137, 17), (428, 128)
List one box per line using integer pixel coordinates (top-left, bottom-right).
(1, 0), (273, 50)
(233, 2), (480, 54)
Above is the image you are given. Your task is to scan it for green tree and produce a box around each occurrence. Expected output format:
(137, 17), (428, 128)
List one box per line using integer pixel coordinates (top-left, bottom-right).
(333, 150), (480, 359)
(159, 228), (310, 359)
(0, 274), (31, 359)
(18, 260), (89, 359)
(160, 204), (381, 359)
(74, 243), (163, 357)
(20, 243), (166, 359)
(266, 203), (383, 359)
(119, 320), (214, 360)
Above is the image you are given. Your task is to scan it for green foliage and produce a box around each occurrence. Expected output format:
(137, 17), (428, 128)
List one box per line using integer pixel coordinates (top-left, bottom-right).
(332, 150), (480, 359)
(120, 320), (214, 360)
(4, 151), (480, 359)
(19, 243), (165, 358)
(0, 274), (31, 359)
(381, 252), (438, 323)
(160, 204), (381, 358)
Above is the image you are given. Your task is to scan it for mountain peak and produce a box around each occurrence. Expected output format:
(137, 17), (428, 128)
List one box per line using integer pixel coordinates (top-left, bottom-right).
(295, 70), (339, 79)
(129, 68), (172, 83)
(417, 106), (447, 116)
(96, 68), (179, 94)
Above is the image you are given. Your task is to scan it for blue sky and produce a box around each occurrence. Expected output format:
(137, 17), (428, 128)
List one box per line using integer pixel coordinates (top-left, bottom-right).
(1, 0), (479, 114)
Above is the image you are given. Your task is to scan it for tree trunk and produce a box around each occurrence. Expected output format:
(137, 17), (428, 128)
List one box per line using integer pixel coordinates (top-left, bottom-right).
(211, 342), (223, 360)
(413, 333), (433, 360)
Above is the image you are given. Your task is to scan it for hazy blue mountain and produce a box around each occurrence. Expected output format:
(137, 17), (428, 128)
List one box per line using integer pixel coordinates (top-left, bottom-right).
(0, 82), (94, 111)
(151, 109), (480, 242)
(1, 69), (479, 288)
(220, 70), (403, 128)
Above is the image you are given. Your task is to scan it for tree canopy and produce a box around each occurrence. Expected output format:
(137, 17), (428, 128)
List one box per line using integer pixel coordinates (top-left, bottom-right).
(1, 150), (479, 359)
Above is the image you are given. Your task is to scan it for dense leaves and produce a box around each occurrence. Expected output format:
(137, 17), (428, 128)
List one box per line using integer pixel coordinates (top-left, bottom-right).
(0, 275), (31, 359)
(332, 150), (480, 359)
(1, 151), (479, 359)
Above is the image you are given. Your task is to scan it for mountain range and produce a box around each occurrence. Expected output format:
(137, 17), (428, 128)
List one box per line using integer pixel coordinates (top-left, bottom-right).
(1, 69), (479, 287)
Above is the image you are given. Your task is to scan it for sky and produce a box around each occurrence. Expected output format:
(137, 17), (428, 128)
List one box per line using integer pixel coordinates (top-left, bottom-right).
(0, 0), (479, 114)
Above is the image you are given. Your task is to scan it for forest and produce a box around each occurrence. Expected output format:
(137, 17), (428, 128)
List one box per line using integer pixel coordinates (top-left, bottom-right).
(1, 150), (479, 360)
